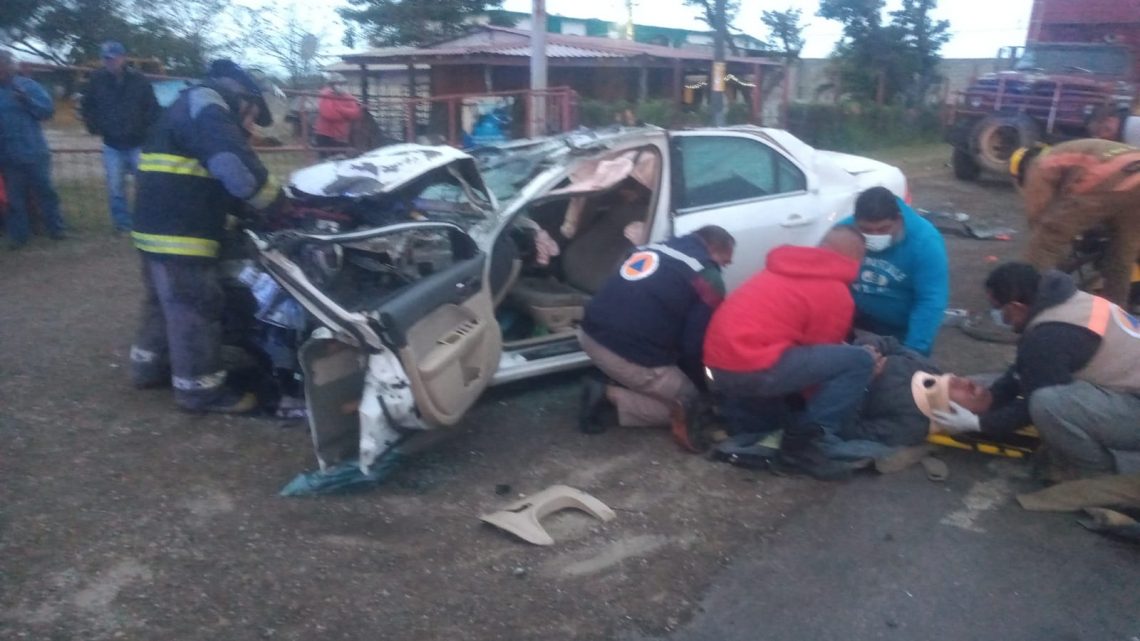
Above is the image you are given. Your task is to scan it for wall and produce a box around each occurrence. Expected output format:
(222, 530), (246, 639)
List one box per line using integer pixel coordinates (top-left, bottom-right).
(791, 58), (1003, 104)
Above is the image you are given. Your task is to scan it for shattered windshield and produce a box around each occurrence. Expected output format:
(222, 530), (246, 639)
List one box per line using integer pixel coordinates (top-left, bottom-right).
(1014, 45), (1131, 76)
(471, 142), (568, 203)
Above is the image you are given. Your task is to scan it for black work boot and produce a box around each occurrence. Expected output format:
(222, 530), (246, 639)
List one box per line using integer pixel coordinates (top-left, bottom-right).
(578, 377), (611, 434)
(777, 426), (856, 481)
(671, 396), (711, 453)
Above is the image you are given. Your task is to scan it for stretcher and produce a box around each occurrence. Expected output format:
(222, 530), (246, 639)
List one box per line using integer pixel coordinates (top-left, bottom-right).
(926, 426), (1040, 459)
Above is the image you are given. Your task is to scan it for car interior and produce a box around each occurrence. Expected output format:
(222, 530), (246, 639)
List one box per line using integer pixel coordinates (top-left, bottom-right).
(492, 145), (663, 344)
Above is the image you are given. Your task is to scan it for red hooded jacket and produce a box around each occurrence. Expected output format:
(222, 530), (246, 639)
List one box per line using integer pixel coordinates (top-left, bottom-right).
(703, 245), (860, 372)
(314, 87), (362, 143)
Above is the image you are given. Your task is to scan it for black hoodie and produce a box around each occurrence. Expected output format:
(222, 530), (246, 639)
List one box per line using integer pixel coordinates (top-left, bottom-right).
(979, 271), (1102, 436)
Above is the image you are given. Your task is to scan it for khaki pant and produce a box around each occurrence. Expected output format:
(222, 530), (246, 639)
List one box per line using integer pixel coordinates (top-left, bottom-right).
(1025, 191), (1140, 306)
(578, 330), (698, 427)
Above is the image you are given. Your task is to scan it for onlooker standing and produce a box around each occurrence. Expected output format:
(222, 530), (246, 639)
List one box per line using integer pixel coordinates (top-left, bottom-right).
(80, 41), (160, 234)
(0, 51), (66, 249)
(313, 73), (361, 157)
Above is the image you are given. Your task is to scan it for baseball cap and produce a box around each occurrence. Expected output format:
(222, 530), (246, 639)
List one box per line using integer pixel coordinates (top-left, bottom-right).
(101, 41), (127, 59)
(206, 59), (272, 127)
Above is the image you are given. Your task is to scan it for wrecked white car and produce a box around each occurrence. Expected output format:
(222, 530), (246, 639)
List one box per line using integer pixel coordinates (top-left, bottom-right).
(242, 126), (908, 492)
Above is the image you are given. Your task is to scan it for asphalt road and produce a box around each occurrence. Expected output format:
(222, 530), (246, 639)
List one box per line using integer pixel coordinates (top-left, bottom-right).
(646, 451), (1140, 641)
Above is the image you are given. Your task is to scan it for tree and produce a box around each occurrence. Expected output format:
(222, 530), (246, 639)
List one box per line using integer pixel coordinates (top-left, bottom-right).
(818, 0), (949, 105)
(684, 0), (741, 56)
(237, 3), (330, 88)
(684, 0), (740, 125)
(340, 0), (504, 48)
(1, 0), (235, 74)
(890, 0), (950, 104)
(761, 8), (804, 61)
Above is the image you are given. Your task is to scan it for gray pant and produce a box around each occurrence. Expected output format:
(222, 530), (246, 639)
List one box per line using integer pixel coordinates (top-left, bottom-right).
(1030, 381), (1140, 474)
(130, 255), (227, 410)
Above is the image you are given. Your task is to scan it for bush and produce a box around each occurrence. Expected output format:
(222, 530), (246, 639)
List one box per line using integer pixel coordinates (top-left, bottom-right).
(785, 103), (944, 153)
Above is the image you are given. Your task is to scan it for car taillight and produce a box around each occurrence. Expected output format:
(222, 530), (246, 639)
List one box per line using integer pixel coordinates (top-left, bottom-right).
(904, 185), (912, 204)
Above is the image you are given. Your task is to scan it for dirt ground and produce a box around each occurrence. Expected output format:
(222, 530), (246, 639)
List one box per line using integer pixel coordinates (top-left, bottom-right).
(1, 144), (1037, 640)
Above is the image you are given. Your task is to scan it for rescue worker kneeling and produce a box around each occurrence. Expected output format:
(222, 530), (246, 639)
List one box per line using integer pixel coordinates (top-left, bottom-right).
(129, 59), (286, 413)
(577, 226), (735, 452)
(933, 263), (1140, 477)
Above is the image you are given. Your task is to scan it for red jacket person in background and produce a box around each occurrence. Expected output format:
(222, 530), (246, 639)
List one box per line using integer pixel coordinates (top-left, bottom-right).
(314, 73), (362, 157)
(703, 226), (872, 480)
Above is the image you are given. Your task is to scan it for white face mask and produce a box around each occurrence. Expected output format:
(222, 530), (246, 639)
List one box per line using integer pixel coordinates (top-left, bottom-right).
(864, 233), (893, 252)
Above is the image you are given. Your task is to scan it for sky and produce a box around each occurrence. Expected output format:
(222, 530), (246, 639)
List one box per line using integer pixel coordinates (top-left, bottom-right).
(500, 0), (1034, 59)
(246, 0), (1035, 65)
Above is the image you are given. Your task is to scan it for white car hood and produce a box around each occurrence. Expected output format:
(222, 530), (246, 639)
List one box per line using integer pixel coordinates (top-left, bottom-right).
(288, 144), (485, 199)
(815, 150), (896, 176)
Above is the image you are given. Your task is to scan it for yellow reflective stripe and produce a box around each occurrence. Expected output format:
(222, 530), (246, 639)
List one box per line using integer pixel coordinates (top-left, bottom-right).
(247, 176), (280, 210)
(138, 153), (210, 178)
(131, 232), (219, 258)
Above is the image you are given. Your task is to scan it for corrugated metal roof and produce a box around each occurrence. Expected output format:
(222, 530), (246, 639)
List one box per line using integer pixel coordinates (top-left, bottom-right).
(490, 44), (626, 58)
(341, 25), (779, 66)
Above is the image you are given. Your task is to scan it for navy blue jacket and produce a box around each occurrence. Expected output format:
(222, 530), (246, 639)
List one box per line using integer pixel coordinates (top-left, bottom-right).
(132, 80), (278, 259)
(581, 234), (725, 368)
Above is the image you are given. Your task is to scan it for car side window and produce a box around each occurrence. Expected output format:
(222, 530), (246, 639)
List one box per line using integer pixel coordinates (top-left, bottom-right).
(677, 136), (806, 211)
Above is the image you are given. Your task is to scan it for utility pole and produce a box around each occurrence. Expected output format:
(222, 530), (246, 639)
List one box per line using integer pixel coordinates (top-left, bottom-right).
(625, 0), (635, 40)
(710, 0), (727, 126)
(530, 0), (548, 137)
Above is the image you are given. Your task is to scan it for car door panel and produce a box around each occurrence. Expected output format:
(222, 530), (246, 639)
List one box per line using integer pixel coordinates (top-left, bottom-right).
(388, 269), (500, 425)
(298, 337), (368, 470)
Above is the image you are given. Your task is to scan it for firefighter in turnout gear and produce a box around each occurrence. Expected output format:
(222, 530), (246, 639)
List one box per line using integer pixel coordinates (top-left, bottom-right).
(1011, 139), (1140, 307)
(129, 59), (284, 413)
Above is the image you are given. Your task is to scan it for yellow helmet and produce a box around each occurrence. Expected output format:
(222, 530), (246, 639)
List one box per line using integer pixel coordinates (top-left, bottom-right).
(1009, 143), (1050, 183)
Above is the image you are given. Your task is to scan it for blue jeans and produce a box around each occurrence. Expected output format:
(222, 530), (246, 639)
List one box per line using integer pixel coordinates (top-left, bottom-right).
(710, 345), (875, 437)
(102, 145), (139, 231)
(1, 157), (65, 245)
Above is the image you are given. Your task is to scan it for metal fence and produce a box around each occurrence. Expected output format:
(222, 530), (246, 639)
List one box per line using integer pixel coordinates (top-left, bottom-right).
(46, 146), (319, 234)
(284, 86), (580, 149)
(38, 86), (579, 234)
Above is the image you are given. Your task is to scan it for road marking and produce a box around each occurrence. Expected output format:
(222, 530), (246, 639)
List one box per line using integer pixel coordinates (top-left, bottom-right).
(941, 478), (1012, 533)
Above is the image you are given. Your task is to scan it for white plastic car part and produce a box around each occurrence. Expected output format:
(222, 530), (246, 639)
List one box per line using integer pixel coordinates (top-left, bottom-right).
(480, 485), (616, 546)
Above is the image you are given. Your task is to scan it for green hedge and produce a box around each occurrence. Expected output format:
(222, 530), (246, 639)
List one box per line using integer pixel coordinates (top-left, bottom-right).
(785, 103), (943, 153)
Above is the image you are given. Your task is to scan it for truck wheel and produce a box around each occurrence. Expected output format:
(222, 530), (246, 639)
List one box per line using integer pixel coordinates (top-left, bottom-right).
(971, 116), (1040, 176)
(952, 147), (981, 181)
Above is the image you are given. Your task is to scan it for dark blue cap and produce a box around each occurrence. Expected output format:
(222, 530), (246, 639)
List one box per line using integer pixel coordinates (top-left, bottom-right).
(101, 41), (126, 59)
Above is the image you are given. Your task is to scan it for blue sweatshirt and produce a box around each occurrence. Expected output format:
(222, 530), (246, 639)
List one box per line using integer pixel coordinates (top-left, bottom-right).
(840, 199), (948, 355)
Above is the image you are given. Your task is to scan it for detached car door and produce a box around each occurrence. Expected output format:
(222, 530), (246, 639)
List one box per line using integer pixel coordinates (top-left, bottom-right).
(668, 130), (828, 290)
(256, 222), (501, 470)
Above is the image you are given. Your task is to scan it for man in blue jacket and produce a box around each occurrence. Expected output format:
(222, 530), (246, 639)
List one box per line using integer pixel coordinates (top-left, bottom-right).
(578, 226), (735, 451)
(0, 51), (67, 249)
(842, 186), (948, 356)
